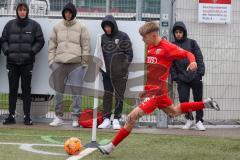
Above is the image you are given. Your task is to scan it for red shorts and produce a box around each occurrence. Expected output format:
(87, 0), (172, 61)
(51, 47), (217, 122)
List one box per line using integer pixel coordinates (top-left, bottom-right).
(138, 95), (173, 114)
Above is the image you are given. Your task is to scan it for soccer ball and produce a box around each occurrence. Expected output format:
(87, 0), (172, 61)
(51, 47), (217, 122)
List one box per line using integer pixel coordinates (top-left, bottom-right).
(64, 137), (82, 155)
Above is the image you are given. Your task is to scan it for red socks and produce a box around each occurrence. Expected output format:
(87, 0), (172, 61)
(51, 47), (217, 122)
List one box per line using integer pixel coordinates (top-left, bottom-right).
(180, 102), (205, 113)
(111, 102), (205, 146)
(112, 128), (130, 146)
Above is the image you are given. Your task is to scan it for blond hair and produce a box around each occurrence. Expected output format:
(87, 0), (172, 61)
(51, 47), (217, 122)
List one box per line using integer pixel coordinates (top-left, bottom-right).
(139, 22), (160, 36)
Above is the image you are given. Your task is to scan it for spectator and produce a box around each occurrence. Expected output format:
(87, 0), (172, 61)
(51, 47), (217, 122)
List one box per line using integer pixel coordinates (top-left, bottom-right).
(98, 15), (133, 130)
(48, 2), (90, 128)
(1, 2), (45, 125)
(0, 37), (2, 52)
(170, 21), (206, 131)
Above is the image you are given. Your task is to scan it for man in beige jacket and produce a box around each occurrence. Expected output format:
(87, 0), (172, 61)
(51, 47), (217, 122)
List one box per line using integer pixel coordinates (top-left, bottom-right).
(48, 2), (90, 127)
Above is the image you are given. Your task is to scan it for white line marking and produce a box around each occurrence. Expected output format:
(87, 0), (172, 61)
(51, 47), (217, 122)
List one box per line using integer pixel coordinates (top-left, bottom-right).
(0, 142), (62, 146)
(0, 142), (66, 156)
(66, 148), (98, 160)
(20, 144), (66, 156)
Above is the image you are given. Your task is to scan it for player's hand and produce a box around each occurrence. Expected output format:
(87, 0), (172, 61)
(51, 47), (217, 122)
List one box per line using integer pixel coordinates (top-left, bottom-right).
(187, 62), (197, 71)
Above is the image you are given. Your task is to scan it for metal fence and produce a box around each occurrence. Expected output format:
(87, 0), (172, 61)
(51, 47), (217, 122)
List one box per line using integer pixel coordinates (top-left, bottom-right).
(170, 0), (240, 125)
(0, 0), (161, 20)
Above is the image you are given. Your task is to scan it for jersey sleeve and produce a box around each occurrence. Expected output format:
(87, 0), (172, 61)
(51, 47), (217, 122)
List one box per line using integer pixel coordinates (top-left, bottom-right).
(160, 39), (196, 63)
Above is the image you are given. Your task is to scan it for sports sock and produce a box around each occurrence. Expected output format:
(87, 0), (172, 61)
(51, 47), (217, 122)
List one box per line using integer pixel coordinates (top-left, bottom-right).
(180, 102), (204, 113)
(112, 128), (130, 146)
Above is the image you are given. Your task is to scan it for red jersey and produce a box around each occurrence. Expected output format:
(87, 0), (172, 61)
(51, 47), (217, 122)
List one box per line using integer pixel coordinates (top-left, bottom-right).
(144, 39), (195, 96)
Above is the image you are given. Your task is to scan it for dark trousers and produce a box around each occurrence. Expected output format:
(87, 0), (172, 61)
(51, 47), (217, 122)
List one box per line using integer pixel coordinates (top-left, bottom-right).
(177, 79), (204, 122)
(7, 63), (33, 116)
(102, 72), (127, 120)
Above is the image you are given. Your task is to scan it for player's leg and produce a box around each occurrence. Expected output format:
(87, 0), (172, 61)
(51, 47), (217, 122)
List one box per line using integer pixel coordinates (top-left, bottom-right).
(98, 107), (145, 154)
(162, 97), (220, 118)
(98, 97), (158, 155)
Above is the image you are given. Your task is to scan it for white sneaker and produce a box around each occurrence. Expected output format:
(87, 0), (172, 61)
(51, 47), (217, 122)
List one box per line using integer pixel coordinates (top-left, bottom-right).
(182, 120), (194, 130)
(72, 120), (79, 128)
(49, 117), (63, 127)
(196, 121), (206, 131)
(112, 119), (121, 130)
(98, 143), (115, 155)
(98, 118), (111, 129)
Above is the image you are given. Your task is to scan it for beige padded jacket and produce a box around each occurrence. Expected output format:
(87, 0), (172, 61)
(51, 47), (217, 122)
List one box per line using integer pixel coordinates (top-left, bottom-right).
(48, 19), (90, 66)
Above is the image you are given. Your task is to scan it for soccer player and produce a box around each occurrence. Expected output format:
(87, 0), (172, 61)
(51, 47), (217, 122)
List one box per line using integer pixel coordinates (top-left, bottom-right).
(98, 22), (220, 155)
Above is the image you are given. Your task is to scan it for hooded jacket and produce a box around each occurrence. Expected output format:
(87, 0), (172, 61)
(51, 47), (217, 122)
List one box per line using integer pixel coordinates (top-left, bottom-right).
(170, 21), (205, 83)
(0, 37), (2, 55)
(101, 15), (133, 77)
(48, 2), (90, 66)
(1, 3), (45, 65)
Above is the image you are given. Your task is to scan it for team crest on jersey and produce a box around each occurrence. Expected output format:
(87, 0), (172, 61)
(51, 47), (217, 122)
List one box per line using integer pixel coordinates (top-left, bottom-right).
(156, 49), (161, 54)
(146, 56), (158, 64)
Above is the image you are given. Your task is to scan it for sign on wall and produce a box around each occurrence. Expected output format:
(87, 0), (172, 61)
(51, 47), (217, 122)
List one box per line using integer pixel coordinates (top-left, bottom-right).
(198, 0), (231, 24)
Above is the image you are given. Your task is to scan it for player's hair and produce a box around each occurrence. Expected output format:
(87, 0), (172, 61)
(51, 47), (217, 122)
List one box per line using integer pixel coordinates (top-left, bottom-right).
(139, 22), (160, 36)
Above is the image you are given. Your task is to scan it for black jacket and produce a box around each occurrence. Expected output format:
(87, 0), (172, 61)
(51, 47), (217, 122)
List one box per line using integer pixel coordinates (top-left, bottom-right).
(0, 37), (2, 54)
(1, 3), (45, 65)
(101, 15), (133, 78)
(170, 21), (205, 83)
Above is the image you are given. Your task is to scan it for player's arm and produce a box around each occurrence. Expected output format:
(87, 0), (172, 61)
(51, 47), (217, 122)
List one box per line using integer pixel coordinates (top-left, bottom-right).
(191, 40), (205, 76)
(161, 39), (197, 71)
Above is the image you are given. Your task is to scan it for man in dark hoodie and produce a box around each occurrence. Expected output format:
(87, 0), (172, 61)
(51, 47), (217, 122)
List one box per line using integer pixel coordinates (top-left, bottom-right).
(98, 15), (133, 130)
(0, 37), (2, 53)
(170, 21), (206, 131)
(1, 3), (45, 125)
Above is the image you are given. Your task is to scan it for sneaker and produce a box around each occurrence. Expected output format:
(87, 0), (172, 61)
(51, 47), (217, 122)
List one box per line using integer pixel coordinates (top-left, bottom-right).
(204, 97), (220, 111)
(112, 119), (121, 130)
(98, 143), (115, 155)
(24, 116), (33, 125)
(2, 114), (16, 125)
(72, 120), (79, 128)
(49, 117), (63, 127)
(196, 121), (206, 131)
(98, 118), (111, 129)
(182, 120), (194, 130)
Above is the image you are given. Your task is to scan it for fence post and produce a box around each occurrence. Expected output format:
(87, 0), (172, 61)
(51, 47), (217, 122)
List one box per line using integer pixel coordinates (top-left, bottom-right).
(106, 0), (110, 14)
(156, 0), (174, 129)
(136, 0), (143, 21)
(73, 0), (77, 6)
(9, 0), (14, 14)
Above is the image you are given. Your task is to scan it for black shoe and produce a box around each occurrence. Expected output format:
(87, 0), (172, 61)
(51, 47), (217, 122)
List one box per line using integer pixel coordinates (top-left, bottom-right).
(24, 116), (33, 125)
(3, 114), (16, 125)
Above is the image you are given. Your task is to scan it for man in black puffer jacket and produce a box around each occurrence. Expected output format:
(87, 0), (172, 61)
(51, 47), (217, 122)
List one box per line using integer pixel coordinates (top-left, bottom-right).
(1, 2), (45, 125)
(170, 21), (206, 131)
(0, 37), (2, 53)
(98, 15), (133, 130)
